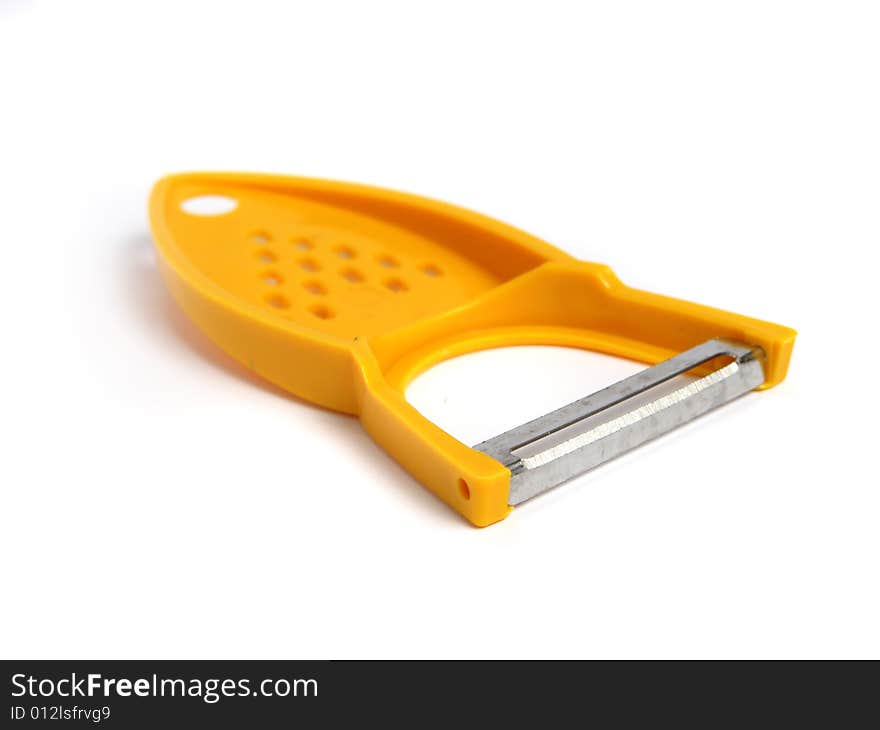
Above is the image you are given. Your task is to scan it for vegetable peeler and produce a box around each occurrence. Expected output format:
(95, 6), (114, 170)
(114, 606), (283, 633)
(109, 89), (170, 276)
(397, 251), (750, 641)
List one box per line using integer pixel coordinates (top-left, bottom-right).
(149, 173), (796, 526)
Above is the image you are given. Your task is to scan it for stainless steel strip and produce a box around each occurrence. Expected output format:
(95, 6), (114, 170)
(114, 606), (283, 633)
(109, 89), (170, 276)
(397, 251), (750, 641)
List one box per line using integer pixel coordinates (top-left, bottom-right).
(473, 339), (765, 505)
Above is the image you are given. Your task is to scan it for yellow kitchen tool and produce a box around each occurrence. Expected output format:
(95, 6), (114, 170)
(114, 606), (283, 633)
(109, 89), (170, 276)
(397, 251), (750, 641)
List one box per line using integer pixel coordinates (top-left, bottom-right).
(149, 172), (796, 526)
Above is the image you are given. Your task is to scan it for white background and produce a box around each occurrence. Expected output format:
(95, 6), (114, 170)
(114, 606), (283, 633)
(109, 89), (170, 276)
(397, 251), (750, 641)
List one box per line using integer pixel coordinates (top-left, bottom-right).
(1, 1), (878, 659)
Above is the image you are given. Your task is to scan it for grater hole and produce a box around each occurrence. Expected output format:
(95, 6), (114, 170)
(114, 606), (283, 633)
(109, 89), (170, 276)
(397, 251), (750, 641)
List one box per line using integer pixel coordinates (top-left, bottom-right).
(310, 304), (334, 320)
(266, 293), (290, 309)
(292, 238), (313, 251)
(341, 267), (364, 283)
(299, 258), (320, 272)
(377, 255), (399, 268)
(256, 249), (277, 263)
(384, 277), (408, 293)
(250, 230), (272, 244)
(335, 245), (356, 259)
(422, 264), (443, 277)
(261, 271), (283, 286)
(303, 280), (327, 295)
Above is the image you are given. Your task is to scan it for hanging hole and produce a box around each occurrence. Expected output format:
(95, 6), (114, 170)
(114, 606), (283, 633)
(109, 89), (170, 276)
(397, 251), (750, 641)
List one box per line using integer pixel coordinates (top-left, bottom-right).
(378, 255), (399, 268)
(303, 280), (327, 295)
(180, 195), (238, 216)
(422, 264), (443, 277)
(385, 277), (408, 293)
(249, 230), (272, 244)
(341, 267), (364, 283)
(335, 245), (356, 259)
(299, 258), (320, 272)
(458, 478), (471, 500)
(261, 271), (283, 286)
(292, 238), (313, 251)
(265, 293), (290, 309)
(256, 249), (277, 263)
(310, 304), (334, 320)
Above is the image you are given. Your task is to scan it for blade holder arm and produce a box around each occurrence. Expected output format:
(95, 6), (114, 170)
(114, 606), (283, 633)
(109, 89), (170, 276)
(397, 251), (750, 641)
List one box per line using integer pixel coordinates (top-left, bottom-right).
(473, 339), (766, 505)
